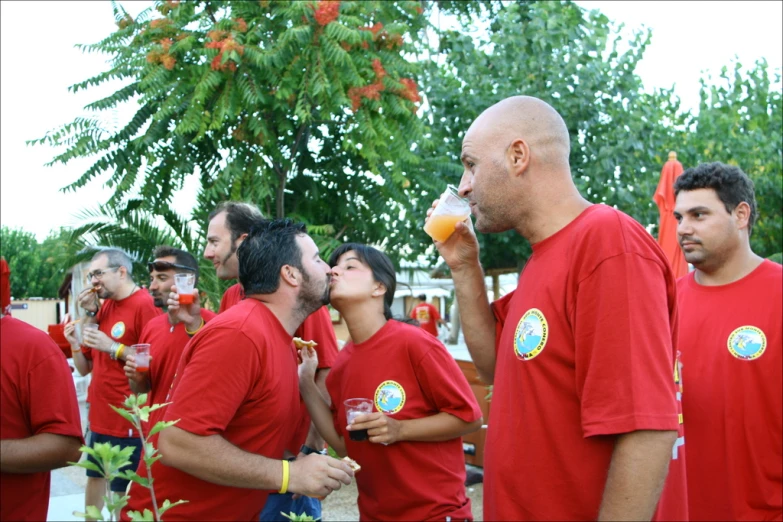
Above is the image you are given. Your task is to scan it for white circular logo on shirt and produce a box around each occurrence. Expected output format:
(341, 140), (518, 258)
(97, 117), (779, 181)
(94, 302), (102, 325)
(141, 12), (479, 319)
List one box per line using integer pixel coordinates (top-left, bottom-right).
(513, 309), (548, 361)
(727, 326), (766, 360)
(111, 321), (125, 340)
(374, 381), (405, 414)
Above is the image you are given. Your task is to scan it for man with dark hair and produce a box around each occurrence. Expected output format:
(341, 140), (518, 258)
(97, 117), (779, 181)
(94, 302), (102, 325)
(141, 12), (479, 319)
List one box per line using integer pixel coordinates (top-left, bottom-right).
(409, 293), (449, 337)
(123, 246), (216, 429)
(1, 264), (84, 521)
(123, 219), (354, 521)
(64, 247), (160, 516)
(433, 95), (686, 520)
(205, 202), (340, 522)
(673, 162), (782, 520)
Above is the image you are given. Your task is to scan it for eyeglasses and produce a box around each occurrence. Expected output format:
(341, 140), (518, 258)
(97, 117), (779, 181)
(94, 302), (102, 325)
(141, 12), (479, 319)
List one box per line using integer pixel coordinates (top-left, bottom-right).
(86, 267), (120, 280)
(147, 261), (197, 273)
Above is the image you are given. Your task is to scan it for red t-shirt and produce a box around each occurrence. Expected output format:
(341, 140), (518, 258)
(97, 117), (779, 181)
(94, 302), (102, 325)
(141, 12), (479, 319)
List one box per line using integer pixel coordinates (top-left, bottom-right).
(82, 290), (160, 437)
(486, 204), (687, 521)
(678, 260), (782, 521)
(410, 302), (441, 337)
(137, 310), (217, 429)
(219, 283), (339, 453)
(289, 305), (339, 453)
(326, 320), (481, 521)
(1, 316), (84, 521)
(124, 299), (300, 521)
(218, 282), (244, 313)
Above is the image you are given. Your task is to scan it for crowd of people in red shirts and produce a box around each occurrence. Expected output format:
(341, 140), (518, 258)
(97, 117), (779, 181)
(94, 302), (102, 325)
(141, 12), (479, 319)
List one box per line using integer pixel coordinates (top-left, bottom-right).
(1, 95), (780, 522)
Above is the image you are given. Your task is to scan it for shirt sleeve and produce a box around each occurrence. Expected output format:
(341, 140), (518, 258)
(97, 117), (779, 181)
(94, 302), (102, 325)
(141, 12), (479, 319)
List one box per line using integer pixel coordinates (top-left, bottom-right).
(296, 307), (339, 369)
(429, 304), (441, 322)
(574, 253), (679, 437)
(490, 291), (515, 356)
(28, 349), (84, 441)
(416, 343), (482, 424)
(164, 328), (259, 436)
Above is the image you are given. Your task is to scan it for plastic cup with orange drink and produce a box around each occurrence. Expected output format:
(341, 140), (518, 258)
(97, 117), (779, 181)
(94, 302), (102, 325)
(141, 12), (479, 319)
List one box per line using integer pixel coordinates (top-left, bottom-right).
(174, 273), (196, 305)
(132, 344), (151, 373)
(424, 185), (470, 242)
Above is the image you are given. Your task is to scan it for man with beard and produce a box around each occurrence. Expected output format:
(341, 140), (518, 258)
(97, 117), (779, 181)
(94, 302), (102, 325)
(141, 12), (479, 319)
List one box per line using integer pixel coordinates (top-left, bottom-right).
(65, 248), (160, 517)
(123, 246), (216, 430)
(673, 163), (782, 520)
(204, 202), (340, 521)
(123, 219), (354, 521)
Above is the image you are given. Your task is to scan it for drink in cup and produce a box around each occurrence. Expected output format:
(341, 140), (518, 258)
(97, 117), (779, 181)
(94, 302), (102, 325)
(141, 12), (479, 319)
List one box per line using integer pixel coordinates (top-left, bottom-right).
(174, 273), (196, 305)
(132, 344), (151, 373)
(424, 185), (470, 242)
(344, 398), (373, 441)
(81, 322), (98, 345)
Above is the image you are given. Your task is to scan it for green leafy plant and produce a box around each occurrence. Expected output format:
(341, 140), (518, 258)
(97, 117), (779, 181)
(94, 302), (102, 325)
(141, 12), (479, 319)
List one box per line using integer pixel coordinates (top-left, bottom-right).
(70, 393), (186, 521)
(281, 512), (321, 522)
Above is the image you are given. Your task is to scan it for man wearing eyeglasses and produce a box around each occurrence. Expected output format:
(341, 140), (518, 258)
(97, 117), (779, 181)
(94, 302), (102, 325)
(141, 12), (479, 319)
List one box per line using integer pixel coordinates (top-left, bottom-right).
(123, 246), (216, 429)
(64, 248), (160, 517)
(205, 202), (340, 522)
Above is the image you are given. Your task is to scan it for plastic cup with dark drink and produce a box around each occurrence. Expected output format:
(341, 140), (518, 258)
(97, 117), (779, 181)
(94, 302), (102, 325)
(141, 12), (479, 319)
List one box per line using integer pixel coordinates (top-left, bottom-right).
(132, 344), (151, 373)
(344, 398), (373, 441)
(174, 273), (196, 305)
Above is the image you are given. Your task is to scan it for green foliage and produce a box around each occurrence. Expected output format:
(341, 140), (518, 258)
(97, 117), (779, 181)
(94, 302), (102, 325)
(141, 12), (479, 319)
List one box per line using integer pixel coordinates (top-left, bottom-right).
(31, 0), (436, 267)
(0, 227), (73, 298)
(421, 0), (689, 268)
(281, 512), (321, 522)
(26, 0), (782, 271)
(70, 393), (186, 521)
(679, 60), (783, 258)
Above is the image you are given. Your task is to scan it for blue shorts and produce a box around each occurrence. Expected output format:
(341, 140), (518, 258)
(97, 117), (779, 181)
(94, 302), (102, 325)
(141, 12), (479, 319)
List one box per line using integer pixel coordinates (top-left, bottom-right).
(260, 493), (322, 522)
(85, 430), (143, 492)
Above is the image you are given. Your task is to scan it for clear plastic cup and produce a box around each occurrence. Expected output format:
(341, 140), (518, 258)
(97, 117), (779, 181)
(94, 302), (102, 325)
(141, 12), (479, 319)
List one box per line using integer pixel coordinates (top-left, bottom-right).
(174, 273), (196, 305)
(344, 398), (373, 441)
(424, 185), (470, 242)
(132, 344), (151, 372)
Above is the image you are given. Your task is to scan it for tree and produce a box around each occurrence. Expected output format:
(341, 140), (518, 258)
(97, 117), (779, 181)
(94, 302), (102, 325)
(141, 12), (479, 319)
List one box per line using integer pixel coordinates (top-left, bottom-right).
(0, 227), (73, 299)
(419, 0), (688, 270)
(30, 0), (446, 267)
(679, 59), (782, 258)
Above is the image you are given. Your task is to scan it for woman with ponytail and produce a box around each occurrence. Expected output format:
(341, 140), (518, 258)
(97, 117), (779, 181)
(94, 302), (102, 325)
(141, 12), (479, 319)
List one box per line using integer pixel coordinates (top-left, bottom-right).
(298, 243), (482, 521)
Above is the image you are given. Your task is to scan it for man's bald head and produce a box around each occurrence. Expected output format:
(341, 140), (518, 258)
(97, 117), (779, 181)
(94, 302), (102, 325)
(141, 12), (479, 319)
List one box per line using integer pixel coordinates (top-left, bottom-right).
(469, 95), (571, 167)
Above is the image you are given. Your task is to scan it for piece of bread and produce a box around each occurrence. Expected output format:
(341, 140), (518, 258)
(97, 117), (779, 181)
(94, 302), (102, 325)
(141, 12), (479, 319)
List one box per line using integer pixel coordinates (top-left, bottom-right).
(342, 456), (361, 473)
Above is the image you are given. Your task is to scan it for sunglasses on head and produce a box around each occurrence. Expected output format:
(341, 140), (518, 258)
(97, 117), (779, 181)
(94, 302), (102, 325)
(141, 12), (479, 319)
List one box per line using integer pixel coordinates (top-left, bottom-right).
(147, 261), (197, 273)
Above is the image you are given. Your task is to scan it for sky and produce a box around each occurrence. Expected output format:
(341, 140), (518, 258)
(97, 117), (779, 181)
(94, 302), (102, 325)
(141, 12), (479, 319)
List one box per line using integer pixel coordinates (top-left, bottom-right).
(1, 1), (781, 241)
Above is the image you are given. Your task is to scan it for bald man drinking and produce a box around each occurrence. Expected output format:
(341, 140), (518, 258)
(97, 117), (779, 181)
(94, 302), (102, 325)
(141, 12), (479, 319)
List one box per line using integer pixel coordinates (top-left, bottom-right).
(430, 96), (687, 521)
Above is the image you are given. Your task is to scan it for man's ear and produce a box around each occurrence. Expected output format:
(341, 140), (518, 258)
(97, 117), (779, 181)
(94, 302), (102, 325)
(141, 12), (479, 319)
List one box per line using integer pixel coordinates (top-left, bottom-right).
(734, 201), (752, 231)
(280, 265), (300, 287)
(236, 233), (248, 247)
(506, 138), (530, 177)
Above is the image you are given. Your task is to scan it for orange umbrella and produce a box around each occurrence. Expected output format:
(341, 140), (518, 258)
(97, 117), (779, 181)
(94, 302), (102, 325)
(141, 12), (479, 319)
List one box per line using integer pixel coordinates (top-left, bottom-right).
(654, 151), (688, 278)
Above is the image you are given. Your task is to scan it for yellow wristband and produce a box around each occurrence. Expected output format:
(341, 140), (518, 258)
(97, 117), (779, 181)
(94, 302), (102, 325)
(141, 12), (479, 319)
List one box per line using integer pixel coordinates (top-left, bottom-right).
(71, 347), (82, 353)
(185, 317), (205, 336)
(116, 344), (126, 359)
(279, 459), (290, 494)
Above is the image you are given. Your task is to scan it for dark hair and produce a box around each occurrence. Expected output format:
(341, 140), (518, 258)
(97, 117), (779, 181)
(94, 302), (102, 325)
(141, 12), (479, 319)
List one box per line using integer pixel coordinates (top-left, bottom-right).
(92, 248), (134, 276)
(208, 202), (265, 243)
(674, 162), (758, 236)
(151, 245), (201, 285)
(329, 243), (397, 321)
(417, 293), (427, 301)
(238, 218), (307, 295)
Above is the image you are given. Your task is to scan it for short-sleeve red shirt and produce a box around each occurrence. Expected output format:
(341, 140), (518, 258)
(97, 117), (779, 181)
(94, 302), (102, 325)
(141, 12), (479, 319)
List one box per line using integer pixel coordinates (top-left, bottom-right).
(326, 320), (481, 520)
(1, 316), (84, 521)
(124, 299), (300, 521)
(486, 205), (687, 520)
(679, 260), (782, 520)
(410, 302), (441, 337)
(82, 290), (160, 437)
(137, 309), (217, 428)
(219, 283), (339, 453)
